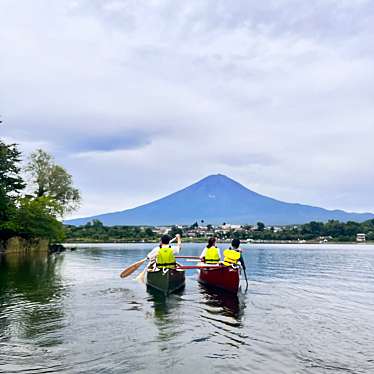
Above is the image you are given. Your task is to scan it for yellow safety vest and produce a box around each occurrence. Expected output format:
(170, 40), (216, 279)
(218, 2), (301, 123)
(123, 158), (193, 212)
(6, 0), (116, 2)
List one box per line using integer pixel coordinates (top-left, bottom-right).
(204, 246), (220, 264)
(223, 249), (240, 266)
(156, 246), (176, 269)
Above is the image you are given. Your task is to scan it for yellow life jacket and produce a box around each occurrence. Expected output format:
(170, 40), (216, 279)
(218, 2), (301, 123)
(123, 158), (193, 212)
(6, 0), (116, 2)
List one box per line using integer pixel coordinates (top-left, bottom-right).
(223, 249), (240, 266)
(204, 246), (220, 264)
(156, 246), (176, 269)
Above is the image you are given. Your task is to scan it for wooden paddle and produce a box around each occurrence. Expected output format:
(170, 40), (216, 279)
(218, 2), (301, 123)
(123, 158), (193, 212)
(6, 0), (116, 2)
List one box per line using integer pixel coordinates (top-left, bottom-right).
(243, 268), (249, 291)
(120, 258), (147, 278)
(135, 264), (147, 282)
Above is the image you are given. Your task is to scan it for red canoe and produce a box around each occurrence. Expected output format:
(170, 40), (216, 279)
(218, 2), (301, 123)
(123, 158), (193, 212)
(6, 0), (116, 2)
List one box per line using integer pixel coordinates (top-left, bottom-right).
(198, 265), (240, 293)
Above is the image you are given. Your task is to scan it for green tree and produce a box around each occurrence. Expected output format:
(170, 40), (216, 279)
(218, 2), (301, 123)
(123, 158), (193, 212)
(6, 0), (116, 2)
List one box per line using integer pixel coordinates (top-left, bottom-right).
(25, 149), (81, 216)
(144, 227), (155, 237)
(257, 222), (265, 231)
(91, 219), (104, 228)
(190, 222), (198, 229)
(14, 196), (65, 242)
(0, 140), (26, 235)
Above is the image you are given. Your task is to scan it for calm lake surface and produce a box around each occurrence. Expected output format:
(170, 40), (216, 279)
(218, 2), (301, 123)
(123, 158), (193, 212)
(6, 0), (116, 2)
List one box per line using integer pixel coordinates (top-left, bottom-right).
(1, 243), (374, 373)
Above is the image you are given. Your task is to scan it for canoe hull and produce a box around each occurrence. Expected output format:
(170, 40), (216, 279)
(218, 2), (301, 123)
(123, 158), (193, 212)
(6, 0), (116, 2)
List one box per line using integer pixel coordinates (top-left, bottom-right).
(198, 265), (240, 293)
(146, 268), (185, 295)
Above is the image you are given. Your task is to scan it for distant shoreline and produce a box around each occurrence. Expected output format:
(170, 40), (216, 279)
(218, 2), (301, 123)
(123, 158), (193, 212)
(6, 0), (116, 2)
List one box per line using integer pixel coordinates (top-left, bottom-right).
(63, 240), (374, 246)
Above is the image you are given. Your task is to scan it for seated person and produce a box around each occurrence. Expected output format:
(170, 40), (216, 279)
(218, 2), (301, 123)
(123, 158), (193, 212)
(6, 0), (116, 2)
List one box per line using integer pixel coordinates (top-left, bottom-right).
(223, 238), (246, 270)
(147, 234), (182, 269)
(200, 237), (221, 264)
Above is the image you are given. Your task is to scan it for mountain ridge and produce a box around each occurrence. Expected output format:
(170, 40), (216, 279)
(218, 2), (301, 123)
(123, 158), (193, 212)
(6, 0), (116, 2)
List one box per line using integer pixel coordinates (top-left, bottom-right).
(65, 174), (374, 226)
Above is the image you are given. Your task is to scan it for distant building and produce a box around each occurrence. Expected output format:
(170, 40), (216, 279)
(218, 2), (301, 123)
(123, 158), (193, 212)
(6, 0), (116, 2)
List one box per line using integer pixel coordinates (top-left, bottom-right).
(220, 223), (241, 230)
(356, 233), (366, 242)
(154, 227), (171, 235)
(230, 224), (242, 230)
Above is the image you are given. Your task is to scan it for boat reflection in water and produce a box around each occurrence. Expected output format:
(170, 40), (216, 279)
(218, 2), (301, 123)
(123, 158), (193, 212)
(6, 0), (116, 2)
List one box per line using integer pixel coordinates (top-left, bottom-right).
(198, 283), (246, 322)
(146, 286), (186, 344)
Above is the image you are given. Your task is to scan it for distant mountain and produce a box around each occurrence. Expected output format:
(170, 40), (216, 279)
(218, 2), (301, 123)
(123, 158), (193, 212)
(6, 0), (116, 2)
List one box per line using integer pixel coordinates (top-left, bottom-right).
(65, 174), (374, 226)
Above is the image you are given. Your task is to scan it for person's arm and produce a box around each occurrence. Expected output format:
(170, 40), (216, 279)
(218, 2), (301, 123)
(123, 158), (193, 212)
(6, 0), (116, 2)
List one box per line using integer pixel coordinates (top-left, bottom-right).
(147, 246), (159, 261)
(200, 247), (207, 261)
(172, 234), (182, 254)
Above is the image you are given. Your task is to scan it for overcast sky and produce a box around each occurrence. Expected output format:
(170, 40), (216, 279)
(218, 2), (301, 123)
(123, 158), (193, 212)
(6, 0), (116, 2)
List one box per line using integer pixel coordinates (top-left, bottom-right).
(1, 0), (374, 218)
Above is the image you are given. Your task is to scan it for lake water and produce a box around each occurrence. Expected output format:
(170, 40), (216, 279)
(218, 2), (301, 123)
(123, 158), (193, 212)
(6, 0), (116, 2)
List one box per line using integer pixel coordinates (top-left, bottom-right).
(1, 243), (374, 373)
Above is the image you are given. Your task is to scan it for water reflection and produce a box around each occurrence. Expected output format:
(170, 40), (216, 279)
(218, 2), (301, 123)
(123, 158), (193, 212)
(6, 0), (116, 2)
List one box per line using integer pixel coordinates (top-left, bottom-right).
(146, 287), (185, 341)
(0, 253), (66, 346)
(198, 284), (245, 322)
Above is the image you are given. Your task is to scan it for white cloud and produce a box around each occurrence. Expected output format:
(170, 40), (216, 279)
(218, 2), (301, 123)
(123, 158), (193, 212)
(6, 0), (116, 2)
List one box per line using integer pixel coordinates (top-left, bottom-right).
(1, 0), (373, 218)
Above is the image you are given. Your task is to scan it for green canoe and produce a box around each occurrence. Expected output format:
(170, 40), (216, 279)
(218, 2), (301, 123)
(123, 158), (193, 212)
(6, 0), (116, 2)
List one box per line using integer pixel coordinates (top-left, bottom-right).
(145, 267), (185, 295)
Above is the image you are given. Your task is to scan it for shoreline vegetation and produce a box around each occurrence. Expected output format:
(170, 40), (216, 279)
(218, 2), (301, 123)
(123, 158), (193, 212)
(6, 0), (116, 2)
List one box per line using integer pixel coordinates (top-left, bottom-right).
(63, 240), (374, 245)
(64, 219), (374, 245)
(1, 133), (80, 254)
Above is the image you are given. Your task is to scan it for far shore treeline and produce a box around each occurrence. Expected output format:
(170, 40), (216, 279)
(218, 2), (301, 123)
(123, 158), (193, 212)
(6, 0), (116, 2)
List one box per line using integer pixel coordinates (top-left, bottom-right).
(0, 135), (80, 244)
(64, 219), (374, 243)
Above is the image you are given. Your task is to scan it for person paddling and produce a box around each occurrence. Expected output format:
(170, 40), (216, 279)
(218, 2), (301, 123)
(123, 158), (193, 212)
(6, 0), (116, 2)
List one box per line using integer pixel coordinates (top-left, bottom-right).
(222, 239), (246, 270)
(147, 234), (182, 269)
(229, 238), (246, 271)
(200, 237), (221, 264)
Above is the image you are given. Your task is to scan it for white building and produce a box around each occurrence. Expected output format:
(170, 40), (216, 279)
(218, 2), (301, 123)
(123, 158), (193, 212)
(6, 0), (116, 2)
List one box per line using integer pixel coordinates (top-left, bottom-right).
(356, 233), (366, 242)
(220, 224), (242, 230)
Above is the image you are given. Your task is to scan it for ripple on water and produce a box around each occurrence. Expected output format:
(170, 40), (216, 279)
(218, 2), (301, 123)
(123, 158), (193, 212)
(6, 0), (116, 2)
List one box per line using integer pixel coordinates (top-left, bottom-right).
(1, 244), (374, 373)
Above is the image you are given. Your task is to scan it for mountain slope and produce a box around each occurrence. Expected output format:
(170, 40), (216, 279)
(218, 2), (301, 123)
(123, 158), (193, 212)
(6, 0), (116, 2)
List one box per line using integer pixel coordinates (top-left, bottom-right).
(66, 174), (374, 226)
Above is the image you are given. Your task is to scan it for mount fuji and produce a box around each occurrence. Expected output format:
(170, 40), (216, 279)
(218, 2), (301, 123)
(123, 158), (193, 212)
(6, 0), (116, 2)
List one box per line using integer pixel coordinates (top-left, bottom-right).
(65, 174), (374, 226)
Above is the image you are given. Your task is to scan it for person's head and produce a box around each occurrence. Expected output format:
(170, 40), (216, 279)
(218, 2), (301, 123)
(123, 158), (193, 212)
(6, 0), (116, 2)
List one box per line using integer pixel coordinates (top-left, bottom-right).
(207, 237), (216, 248)
(231, 238), (240, 249)
(160, 234), (171, 245)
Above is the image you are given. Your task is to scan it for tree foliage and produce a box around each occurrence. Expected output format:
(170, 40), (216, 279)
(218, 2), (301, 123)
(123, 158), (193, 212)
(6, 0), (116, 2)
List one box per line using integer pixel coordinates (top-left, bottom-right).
(0, 141), (26, 196)
(14, 197), (65, 242)
(26, 149), (81, 216)
(65, 220), (158, 242)
(190, 222), (198, 229)
(0, 137), (77, 242)
(0, 140), (26, 234)
(256, 222), (265, 231)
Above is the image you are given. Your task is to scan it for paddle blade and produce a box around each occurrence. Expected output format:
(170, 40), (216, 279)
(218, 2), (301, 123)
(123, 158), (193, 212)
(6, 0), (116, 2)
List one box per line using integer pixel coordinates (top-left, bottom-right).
(135, 268), (146, 283)
(120, 258), (146, 278)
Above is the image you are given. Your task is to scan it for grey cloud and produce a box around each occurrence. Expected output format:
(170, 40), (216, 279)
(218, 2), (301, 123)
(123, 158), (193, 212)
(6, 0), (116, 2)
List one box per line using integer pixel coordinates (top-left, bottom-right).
(67, 132), (150, 152)
(1, 115), (163, 153)
(70, 0), (374, 44)
(1, 0), (374, 218)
